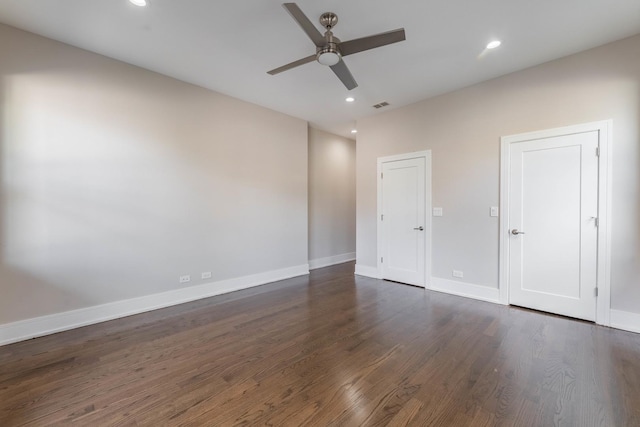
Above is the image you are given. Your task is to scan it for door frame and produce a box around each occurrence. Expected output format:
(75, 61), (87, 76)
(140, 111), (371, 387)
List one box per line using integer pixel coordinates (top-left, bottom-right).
(377, 150), (432, 287)
(499, 121), (612, 326)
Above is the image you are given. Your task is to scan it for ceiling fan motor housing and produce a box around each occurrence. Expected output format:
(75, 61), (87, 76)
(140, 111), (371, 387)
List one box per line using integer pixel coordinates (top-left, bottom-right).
(316, 33), (341, 66)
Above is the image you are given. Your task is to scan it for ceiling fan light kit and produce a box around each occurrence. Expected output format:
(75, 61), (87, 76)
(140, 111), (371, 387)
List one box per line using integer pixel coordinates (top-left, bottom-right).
(267, 3), (406, 90)
(317, 46), (341, 66)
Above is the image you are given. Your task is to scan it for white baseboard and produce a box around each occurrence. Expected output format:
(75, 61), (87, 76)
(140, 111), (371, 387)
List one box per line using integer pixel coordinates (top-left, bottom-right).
(610, 309), (640, 334)
(430, 277), (501, 304)
(354, 264), (380, 279)
(0, 264), (310, 347)
(309, 252), (356, 270)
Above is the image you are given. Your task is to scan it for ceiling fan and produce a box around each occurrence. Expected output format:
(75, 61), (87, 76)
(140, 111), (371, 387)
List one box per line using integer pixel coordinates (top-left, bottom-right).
(267, 3), (406, 91)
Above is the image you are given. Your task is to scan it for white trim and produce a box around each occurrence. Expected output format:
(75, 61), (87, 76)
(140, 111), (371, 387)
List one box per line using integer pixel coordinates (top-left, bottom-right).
(430, 277), (501, 304)
(499, 120), (613, 325)
(499, 138), (511, 305)
(0, 264), (309, 347)
(610, 310), (640, 334)
(376, 150), (432, 287)
(354, 264), (381, 279)
(309, 252), (356, 270)
(597, 122), (613, 326)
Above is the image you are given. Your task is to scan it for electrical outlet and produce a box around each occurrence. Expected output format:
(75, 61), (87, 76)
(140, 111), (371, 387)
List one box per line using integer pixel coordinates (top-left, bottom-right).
(201, 272), (212, 280)
(452, 270), (464, 278)
(433, 207), (443, 217)
(490, 206), (499, 217)
(179, 275), (191, 284)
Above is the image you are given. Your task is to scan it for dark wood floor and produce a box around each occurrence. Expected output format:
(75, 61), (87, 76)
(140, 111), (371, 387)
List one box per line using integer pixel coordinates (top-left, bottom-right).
(1, 262), (639, 426)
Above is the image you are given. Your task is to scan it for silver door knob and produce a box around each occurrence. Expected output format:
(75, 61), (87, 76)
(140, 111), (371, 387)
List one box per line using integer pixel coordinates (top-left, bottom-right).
(414, 226), (424, 231)
(511, 229), (525, 235)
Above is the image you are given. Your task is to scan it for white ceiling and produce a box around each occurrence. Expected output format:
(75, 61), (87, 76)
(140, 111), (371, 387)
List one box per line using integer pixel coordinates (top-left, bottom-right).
(0, 1), (639, 138)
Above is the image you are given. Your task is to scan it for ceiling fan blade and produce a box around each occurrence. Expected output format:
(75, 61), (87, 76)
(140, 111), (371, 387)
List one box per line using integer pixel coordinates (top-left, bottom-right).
(339, 29), (406, 57)
(330, 59), (358, 90)
(267, 54), (317, 75)
(282, 3), (325, 47)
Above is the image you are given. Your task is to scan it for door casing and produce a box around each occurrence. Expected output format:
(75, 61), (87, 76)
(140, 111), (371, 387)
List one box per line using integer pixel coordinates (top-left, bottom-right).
(499, 121), (612, 326)
(377, 151), (432, 287)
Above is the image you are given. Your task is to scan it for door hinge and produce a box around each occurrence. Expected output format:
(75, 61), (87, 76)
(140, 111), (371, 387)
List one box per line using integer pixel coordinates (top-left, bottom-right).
(596, 147), (600, 157)
(381, 214), (384, 221)
(595, 288), (599, 297)
(381, 172), (384, 179)
(381, 257), (384, 263)
(595, 217), (599, 227)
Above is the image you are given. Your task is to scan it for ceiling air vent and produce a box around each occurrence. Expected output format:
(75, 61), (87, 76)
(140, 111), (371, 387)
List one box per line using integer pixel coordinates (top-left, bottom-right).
(372, 101), (390, 109)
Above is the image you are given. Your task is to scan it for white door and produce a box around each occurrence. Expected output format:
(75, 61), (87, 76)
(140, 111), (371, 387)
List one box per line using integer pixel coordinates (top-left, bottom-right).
(381, 158), (426, 286)
(508, 131), (599, 321)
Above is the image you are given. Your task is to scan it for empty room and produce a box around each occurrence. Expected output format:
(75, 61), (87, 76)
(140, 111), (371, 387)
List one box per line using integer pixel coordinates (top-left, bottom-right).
(0, 0), (639, 426)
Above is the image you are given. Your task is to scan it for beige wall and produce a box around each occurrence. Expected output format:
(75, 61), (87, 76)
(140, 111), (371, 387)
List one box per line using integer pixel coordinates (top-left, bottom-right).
(0, 24), (308, 324)
(357, 35), (640, 314)
(308, 127), (356, 262)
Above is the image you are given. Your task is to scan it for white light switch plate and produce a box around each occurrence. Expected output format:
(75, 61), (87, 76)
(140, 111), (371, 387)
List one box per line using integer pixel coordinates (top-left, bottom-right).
(490, 207), (499, 217)
(433, 207), (443, 217)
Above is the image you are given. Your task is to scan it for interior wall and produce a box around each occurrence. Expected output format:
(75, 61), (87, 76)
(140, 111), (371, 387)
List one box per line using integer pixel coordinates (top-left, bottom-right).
(308, 127), (356, 264)
(356, 34), (640, 314)
(0, 24), (308, 325)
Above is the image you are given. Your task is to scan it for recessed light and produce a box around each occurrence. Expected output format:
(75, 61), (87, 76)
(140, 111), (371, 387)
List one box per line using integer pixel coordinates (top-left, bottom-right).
(129, 0), (147, 6)
(351, 129), (358, 134)
(487, 40), (501, 49)
(345, 97), (355, 103)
